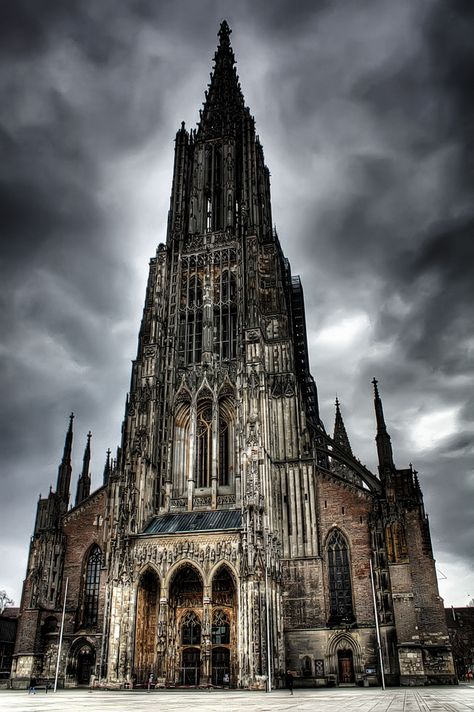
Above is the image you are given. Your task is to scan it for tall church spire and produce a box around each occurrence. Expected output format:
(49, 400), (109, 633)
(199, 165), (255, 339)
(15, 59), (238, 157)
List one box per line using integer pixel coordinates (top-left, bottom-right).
(75, 431), (91, 506)
(333, 398), (352, 454)
(198, 20), (245, 139)
(56, 412), (74, 504)
(103, 448), (111, 486)
(372, 378), (395, 478)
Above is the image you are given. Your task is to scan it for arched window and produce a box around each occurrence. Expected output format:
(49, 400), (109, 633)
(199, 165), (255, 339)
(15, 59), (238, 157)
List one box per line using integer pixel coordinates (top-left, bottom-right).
(181, 611), (201, 645)
(82, 546), (101, 627)
(212, 610), (230, 644)
(196, 404), (212, 488)
(173, 396), (191, 494)
(327, 530), (354, 624)
(218, 396), (234, 487)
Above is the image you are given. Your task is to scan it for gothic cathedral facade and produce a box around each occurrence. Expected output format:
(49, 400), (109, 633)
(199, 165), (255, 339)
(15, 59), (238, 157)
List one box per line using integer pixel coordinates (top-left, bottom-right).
(12, 22), (455, 689)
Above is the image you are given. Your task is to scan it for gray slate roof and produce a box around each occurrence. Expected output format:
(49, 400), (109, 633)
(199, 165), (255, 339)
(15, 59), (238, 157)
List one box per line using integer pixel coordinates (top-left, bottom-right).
(143, 509), (242, 535)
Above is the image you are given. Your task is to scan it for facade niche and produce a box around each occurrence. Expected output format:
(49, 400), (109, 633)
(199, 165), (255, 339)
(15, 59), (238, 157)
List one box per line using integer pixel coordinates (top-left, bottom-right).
(386, 521), (408, 563)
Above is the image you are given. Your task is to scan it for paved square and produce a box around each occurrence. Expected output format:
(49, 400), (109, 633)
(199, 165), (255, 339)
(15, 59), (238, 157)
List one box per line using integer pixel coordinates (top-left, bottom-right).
(1, 686), (474, 712)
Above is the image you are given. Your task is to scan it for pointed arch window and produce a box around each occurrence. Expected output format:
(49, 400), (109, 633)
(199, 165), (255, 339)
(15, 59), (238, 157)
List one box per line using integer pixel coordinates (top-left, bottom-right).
(181, 611), (201, 645)
(82, 546), (101, 627)
(327, 530), (354, 624)
(218, 418), (229, 486)
(196, 404), (212, 488)
(211, 610), (230, 644)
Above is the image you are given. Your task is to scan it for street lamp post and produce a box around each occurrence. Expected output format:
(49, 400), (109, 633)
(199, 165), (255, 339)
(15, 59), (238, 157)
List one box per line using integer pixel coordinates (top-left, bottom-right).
(369, 558), (385, 690)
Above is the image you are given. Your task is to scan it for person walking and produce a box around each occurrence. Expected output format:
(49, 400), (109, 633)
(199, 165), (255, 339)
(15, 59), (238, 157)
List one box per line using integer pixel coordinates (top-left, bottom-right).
(147, 672), (154, 692)
(285, 669), (294, 695)
(28, 676), (37, 695)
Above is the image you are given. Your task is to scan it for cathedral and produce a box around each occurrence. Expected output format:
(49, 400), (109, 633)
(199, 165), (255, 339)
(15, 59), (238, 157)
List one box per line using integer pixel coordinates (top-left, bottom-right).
(11, 22), (455, 689)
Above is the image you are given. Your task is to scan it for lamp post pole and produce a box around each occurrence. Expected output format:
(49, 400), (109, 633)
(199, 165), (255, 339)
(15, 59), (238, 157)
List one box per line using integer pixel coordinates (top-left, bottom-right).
(369, 558), (385, 690)
(264, 529), (272, 693)
(54, 576), (68, 693)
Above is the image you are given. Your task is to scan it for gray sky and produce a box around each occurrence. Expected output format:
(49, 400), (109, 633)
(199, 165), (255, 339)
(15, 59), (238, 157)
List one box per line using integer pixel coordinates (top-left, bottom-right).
(1, 0), (473, 607)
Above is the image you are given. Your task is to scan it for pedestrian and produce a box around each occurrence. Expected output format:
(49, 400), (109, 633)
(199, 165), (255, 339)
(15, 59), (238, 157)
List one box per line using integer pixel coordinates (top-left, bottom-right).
(285, 669), (294, 696)
(223, 672), (230, 687)
(147, 672), (154, 692)
(28, 676), (37, 695)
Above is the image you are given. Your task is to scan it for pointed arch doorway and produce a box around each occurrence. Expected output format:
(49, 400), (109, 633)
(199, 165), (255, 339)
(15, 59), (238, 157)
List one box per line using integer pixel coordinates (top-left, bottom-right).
(337, 649), (355, 684)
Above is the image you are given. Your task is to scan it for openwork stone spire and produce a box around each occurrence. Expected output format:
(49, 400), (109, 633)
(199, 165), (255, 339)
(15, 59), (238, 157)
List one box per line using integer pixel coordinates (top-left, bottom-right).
(197, 20), (246, 139)
(333, 398), (352, 455)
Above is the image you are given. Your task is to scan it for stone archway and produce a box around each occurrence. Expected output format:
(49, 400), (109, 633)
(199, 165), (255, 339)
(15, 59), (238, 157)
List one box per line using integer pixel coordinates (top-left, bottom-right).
(168, 564), (204, 686)
(133, 568), (160, 685)
(326, 632), (362, 685)
(67, 639), (96, 687)
(210, 564), (237, 686)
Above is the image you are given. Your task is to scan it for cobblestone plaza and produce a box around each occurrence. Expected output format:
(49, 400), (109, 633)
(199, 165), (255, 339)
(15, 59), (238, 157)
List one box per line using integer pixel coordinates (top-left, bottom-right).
(1, 686), (474, 712)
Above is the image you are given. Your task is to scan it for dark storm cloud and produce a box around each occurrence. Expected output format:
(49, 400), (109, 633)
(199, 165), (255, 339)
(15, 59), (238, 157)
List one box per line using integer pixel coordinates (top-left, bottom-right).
(0, 0), (472, 604)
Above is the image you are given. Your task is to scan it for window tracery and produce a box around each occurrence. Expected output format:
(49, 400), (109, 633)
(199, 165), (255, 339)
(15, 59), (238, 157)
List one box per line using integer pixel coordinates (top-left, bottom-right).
(82, 546), (101, 627)
(212, 610), (230, 644)
(327, 530), (354, 623)
(179, 263), (203, 365)
(213, 267), (237, 361)
(195, 403), (213, 488)
(181, 611), (202, 645)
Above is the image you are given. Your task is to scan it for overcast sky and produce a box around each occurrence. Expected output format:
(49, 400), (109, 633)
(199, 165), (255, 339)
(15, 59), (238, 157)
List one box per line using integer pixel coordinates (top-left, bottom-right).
(1, 0), (472, 607)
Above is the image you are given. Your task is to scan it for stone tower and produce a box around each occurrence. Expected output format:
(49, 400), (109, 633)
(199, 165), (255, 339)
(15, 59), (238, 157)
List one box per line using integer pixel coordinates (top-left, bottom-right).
(11, 21), (455, 689)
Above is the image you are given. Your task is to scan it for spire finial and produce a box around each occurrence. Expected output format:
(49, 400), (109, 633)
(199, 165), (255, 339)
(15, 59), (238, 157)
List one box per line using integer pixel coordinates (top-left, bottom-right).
(372, 377), (379, 398)
(218, 19), (231, 47)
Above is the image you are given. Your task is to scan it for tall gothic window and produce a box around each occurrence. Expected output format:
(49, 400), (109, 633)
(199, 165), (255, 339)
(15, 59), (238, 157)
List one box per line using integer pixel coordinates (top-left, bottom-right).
(82, 546), (101, 627)
(179, 261), (203, 365)
(218, 419), (229, 486)
(218, 395), (234, 487)
(327, 530), (354, 623)
(204, 145), (223, 233)
(181, 611), (201, 645)
(195, 403), (212, 488)
(214, 264), (237, 361)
